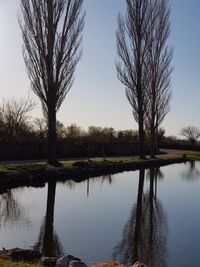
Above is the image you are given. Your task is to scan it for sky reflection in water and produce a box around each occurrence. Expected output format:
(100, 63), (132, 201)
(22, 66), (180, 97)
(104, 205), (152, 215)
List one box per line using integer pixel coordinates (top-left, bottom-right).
(0, 161), (200, 267)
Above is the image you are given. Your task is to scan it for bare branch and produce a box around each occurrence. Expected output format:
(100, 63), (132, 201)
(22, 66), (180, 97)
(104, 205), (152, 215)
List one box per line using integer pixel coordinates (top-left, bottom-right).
(19, 0), (85, 163)
(116, 0), (157, 158)
(180, 126), (200, 145)
(144, 0), (173, 156)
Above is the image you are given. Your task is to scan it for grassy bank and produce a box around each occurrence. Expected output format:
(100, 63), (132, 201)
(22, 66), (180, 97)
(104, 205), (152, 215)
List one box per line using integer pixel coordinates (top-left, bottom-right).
(0, 158), (161, 175)
(0, 149), (199, 176)
(176, 150), (200, 160)
(0, 260), (41, 267)
(0, 161), (73, 174)
(160, 149), (200, 160)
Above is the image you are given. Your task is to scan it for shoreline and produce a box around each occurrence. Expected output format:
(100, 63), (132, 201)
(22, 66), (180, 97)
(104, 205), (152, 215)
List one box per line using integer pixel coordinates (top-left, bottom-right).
(0, 156), (188, 193)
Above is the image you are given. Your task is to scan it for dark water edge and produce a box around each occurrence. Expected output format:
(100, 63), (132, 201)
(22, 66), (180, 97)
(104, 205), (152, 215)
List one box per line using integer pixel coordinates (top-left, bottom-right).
(0, 157), (187, 194)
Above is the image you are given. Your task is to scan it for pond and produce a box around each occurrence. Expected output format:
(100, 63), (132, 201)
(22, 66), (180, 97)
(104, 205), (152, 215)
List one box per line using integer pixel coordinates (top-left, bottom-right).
(0, 161), (200, 267)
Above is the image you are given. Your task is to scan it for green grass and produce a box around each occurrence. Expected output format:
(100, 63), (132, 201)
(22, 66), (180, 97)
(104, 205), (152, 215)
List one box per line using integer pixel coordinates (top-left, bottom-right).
(184, 151), (200, 160)
(70, 155), (184, 167)
(159, 154), (181, 159)
(0, 163), (52, 174)
(71, 158), (137, 167)
(170, 150), (200, 160)
(0, 260), (42, 267)
(0, 162), (74, 174)
(0, 151), (197, 175)
(62, 161), (75, 167)
(0, 158), (136, 174)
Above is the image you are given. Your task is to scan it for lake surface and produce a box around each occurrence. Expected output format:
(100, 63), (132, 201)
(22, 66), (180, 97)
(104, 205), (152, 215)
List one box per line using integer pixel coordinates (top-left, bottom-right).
(0, 161), (200, 266)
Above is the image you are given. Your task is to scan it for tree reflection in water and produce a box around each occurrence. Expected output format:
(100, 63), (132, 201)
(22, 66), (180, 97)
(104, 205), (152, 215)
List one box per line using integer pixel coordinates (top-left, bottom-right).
(113, 168), (168, 267)
(34, 175), (113, 256)
(0, 189), (30, 227)
(33, 181), (63, 257)
(182, 161), (200, 181)
(64, 175), (113, 197)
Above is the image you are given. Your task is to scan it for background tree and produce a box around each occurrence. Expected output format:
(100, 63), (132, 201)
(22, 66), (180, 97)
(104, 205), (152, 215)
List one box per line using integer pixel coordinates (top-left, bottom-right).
(56, 121), (67, 140)
(65, 123), (85, 141)
(117, 129), (138, 143)
(20, 0), (85, 164)
(0, 98), (35, 142)
(145, 0), (173, 157)
(180, 126), (200, 146)
(34, 118), (48, 140)
(116, 0), (155, 159)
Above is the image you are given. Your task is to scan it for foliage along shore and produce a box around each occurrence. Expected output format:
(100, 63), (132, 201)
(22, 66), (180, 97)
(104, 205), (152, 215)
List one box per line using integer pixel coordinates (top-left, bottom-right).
(0, 154), (191, 194)
(0, 248), (146, 267)
(0, 260), (41, 267)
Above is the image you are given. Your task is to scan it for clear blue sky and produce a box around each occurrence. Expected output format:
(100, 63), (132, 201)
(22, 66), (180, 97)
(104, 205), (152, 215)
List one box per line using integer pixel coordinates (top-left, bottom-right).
(0, 0), (200, 137)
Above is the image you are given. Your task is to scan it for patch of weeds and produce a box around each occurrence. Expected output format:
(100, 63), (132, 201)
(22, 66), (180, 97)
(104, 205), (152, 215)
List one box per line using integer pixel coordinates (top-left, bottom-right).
(0, 260), (42, 267)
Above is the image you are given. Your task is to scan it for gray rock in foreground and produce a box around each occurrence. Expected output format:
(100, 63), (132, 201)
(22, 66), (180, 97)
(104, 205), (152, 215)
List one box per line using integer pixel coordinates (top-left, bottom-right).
(56, 255), (81, 267)
(69, 260), (88, 267)
(131, 261), (147, 267)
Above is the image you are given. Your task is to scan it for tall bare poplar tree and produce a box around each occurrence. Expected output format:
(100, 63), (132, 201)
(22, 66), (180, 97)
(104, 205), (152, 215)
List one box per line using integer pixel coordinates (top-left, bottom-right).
(116, 0), (155, 159)
(20, 0), (85, 164)
(145, 0), (173, 157)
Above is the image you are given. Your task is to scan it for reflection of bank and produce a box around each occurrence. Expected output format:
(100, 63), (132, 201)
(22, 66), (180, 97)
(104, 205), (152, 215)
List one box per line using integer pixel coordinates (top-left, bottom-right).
(182, 161), (200, 181)
(86, 175), (113, 197)
(33, 181), (63, 257)
(113, 168), (168, 267)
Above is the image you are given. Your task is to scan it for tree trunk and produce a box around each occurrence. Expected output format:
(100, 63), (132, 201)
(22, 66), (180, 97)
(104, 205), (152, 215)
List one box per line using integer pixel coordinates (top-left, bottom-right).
(46, 0), (57, 165)
(43, 181), (56, 257)
(138, 111), (145, 159)
(150, 122), (156, 158)
(133, 169), (145, 262)
(155, 128), (159, 154)
(149, 169), (154, 237)
(137, 67), (145, 159)
(48, 106), (57, 165)
(148, 168), (155, 265)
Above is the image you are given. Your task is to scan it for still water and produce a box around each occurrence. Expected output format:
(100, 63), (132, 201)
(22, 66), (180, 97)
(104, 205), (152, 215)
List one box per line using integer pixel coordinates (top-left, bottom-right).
(0, 161), (200, 266)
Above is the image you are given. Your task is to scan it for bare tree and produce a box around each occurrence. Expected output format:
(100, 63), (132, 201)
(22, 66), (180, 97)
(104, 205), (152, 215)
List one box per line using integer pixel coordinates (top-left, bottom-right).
(116, 0), (156, 159)
(0, 98), (35, 142)
(180, 126), (200, 145)
(145, 0), (173, 157)
(20, 0), (85, 164)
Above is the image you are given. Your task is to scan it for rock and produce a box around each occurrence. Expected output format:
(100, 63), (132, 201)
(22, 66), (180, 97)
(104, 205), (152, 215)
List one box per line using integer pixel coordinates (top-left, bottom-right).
(131, 262), (147, 267)
(9, 248), (41, 262)
(56, 255), (81, 267)
(40, 257), (58, 267)
(69, 260), (88, 267)
(91, 262), (124, 267)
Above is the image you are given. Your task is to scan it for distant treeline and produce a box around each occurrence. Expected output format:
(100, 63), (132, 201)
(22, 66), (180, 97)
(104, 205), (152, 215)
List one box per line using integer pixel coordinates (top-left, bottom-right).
(0, 98), (198, 161)
(0, 98), (140, 143)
